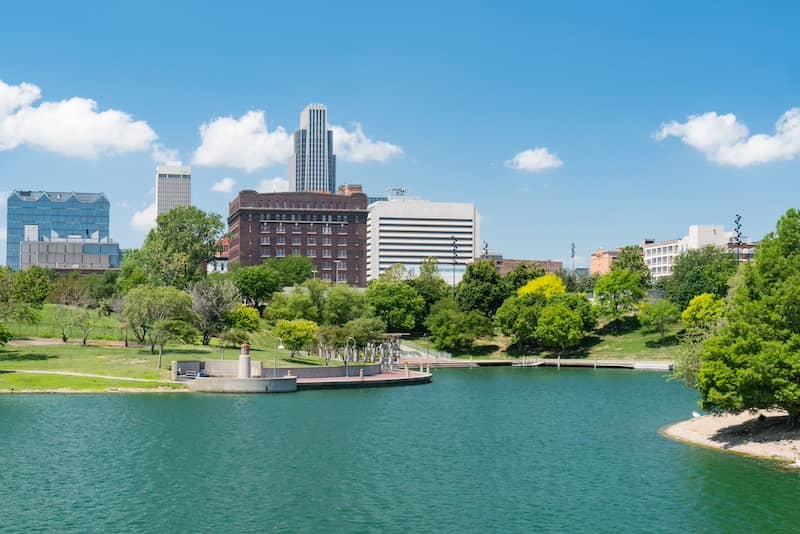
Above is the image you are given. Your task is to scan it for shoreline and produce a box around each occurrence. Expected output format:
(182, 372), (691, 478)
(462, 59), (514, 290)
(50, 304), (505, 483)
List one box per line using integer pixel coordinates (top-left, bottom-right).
(0, 387), (188, 394)
(662, 411), (800, 469)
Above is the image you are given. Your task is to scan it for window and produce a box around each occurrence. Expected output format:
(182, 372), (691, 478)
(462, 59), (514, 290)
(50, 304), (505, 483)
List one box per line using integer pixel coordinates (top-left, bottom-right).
(292, 249), (301, 256)
(276, 225), (285, 234)
(261, 223), (270, 233)
(292, 237), (301, 245)
(292, 224), (301, 233)
(307, 249), (316, 257)
(276, 237), (286, 245)
(321, 272), (331, 281)
(337, 250), (347, 259)
(322, 225), (332, 235)
(276, 248), (286, 257)
(322, 249), (332, 258)
(260, 237), (270, 245)
(322, 237), (332, 246)
(338, 240), (347, 246)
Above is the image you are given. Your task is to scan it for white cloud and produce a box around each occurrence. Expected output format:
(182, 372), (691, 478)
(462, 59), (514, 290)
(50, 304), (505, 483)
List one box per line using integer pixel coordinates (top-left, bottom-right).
(192, 110), (292, 172)
(331, 123), (403, 163)
(653, 108), (800, 167)
(258, 177), (289, 193)
(151, 143), (179, 164)
(0, 80), (158, 158)
(130, 202), (157, 232)
(505, 147), (563, 172)
(211, 177), (236, 193)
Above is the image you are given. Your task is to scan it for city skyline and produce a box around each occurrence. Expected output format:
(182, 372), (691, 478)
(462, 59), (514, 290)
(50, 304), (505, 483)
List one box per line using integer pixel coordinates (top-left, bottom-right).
(1, 2), (799, 267)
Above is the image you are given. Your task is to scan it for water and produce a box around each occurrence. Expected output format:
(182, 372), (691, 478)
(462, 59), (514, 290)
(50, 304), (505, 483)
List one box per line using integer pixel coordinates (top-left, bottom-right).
(1, 368), (798, 533)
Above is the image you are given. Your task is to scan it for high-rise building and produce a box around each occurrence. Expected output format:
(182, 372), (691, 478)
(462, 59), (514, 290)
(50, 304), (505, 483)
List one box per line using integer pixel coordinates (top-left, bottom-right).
(289, 104), (336, 193)
(6, 191), (111, 269)
(156, 162), (192, 215)
(227, 185), (367, 286)
(366, 196), (480, 286)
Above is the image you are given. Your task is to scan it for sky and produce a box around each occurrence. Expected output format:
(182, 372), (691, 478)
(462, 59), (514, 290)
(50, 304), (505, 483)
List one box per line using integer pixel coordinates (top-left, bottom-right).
(1, 1), (799, 267)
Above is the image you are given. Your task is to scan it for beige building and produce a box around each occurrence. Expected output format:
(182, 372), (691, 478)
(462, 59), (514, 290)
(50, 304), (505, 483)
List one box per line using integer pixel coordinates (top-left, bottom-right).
(590, 248), (620, 275)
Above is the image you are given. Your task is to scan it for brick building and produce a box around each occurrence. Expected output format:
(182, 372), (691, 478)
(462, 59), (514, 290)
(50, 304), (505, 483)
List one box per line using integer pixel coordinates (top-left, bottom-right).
(487, 255), (562, 276)
(228, 185), (368, 286)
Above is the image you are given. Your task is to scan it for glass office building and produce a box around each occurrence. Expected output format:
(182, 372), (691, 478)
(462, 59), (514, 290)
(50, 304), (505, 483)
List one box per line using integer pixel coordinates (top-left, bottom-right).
(6, 191), (111, 269)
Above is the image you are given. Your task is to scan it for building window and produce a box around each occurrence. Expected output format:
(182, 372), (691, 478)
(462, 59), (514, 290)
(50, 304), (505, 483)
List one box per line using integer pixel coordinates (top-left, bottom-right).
(322, 225), (332, 235)
(322, 249), (332, 258)
(260, 237), (270, 245)
(277, 237), (286, 245)
(277, 225), (285, 234)
(337, 250), (347, 259)
(338, 239), (347, 246)
(307, 249), (316, 257)
(276, 248), (286, 257)
(292, 237), (301, 245)
(322, 237), (332, 246)
(307, 237), (316, 245)
(292, 249), (301, 256)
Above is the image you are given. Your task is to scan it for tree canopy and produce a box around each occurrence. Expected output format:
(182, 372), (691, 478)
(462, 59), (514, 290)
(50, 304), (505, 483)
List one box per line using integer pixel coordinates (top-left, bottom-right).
(594, 269), (646, 324)
(233, 264), (281, 308)
(272, 319), (318, 358)
(534, 303), (584, 351)
(612, 245), (651, 287)
(638, 299), (680, 343)
(425, 299), (492, 352)
(456, 260), (508, 317)
(365, 279), (424, 332)
(518, 273), (566, 299)
(666, 246), (737, 309)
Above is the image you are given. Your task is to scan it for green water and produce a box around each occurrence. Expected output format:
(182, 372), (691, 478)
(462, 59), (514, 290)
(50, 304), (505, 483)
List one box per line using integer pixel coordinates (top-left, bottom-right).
(1, 368), (798, 533)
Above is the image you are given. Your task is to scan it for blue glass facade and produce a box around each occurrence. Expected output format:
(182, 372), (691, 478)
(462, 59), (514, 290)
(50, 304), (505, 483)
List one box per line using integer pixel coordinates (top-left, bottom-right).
(6, 191), (111, 269)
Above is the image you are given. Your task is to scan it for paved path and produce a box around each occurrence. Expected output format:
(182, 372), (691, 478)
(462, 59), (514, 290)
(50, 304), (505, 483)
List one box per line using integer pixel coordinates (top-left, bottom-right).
(0, 369), (172, 383)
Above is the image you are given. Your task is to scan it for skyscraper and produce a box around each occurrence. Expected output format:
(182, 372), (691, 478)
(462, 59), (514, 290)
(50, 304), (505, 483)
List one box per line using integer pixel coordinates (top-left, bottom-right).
(6, 191), (111, 269)
(289, 104), (336, 193)
(156, 162), (192, 215)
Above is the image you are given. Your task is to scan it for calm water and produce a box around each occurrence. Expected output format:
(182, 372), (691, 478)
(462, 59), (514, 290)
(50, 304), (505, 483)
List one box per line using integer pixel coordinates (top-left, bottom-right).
(1, 368), (798, 533)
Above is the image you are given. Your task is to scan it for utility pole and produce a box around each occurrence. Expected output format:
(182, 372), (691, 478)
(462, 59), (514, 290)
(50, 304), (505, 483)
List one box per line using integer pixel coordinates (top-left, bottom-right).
(734, 214), (743, 264)
(481, 241), (489, 259)
(570, 242), (576, 272)
(451, 235), (458, 298)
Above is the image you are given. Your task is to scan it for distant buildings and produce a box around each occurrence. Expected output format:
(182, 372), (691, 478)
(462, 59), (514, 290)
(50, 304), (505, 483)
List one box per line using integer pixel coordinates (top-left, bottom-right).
(156, 162), (192, 215)
(289, 104), (336, 194)
(590, 248), (620, 276)
(643, 225), (746, 279)
(207, 236), (230, 275)
(488, 254), (562, 276)
(227, 185), (367, 286)
(6, 190), (118, 270)
(366, 195), (479, 285)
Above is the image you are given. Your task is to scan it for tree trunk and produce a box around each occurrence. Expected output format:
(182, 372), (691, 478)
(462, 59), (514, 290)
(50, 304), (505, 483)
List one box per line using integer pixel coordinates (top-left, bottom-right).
(202, 333), (210, 346)
(158, 344), (163, 369)
(150, 341), (156, 354)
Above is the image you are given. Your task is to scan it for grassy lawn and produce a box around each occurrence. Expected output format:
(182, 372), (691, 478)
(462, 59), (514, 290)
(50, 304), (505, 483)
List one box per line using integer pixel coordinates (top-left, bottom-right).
(0, 371), (186, 392)
(406, 317), (683, 361)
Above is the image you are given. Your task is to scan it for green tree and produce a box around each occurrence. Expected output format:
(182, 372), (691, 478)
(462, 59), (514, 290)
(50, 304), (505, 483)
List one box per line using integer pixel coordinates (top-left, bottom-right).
(612, 245), (652, 287)
(666, 246), (737, 309)
(425, 299), (492, 353)
(505, 263), (546, 292)
(518, 273), (567, 299)
(139, 206), (224, 289)
(233, 263), (281, 309)
(534, 303), (584, 351)
(681, 293), (725, 334)
(548, 292), (597, 332)
(494, 293), (547, 351)
(152, 319), (199, 368)
(74, 308), (97, 346)
(696, 209), (800, 423)
(301, 278), (330, 323)
(264, 290), (317, 323)
(0, 322), (12, 346)
(14, 266), (55, 308)
(343, 317), (387, 350)
(317, 324), (346, 363)
(264, 256), (315, 286)
(217, 328), (250, 359)
(456, 260), (509, 317)
(406, 257), (450, 319)
(49, 273), (91, 342)
(638, 300), (680, 343)
(365, 280), (424, 332)
(272, 319), (318, 358)
(0, 267), (42, 324)
(123, 285), (193, 353)
(115, 249), (149, 295)
(190, 279), (240, 345)
(323, 283), (368, 325)
(594, 269), (646, 327)
(227, 305), (261, 332)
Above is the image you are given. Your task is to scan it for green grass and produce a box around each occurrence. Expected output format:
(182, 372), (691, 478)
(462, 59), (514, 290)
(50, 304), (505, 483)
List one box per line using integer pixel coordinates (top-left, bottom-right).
(0, 371), (186, 392)
(6, 304), (128, 341)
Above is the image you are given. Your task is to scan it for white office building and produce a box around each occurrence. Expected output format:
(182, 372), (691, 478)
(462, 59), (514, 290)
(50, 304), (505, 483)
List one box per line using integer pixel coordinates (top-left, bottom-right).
(156, 162), (192, 215)
(289, 104), (336, 194)
(366, 196), (480, 285)
(643, 225), (735, 279)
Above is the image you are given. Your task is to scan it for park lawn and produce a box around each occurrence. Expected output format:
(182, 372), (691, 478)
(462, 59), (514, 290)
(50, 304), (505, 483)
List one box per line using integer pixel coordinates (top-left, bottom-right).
(0, 371), (186, 392)
(5, 303), (128, 341)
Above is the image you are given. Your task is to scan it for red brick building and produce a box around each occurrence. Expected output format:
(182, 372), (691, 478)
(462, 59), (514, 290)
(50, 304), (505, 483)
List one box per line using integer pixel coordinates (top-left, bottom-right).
(228, 185), (368, 286)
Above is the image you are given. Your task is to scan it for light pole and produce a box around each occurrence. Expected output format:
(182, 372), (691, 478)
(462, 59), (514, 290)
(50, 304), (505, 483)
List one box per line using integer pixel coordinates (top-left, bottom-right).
(734, 214), (743, 264)
(345, 336), (356, 376)
(273, 337), (284, 377)
(570, 242), (575, 272)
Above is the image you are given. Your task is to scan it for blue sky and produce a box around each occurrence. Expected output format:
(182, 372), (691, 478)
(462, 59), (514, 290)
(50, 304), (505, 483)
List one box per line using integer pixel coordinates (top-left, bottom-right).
(1, 1), (798, 267)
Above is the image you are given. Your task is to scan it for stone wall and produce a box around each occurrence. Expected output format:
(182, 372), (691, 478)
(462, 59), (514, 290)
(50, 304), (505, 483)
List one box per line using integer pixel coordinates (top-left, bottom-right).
(259, 362), (383, 378)
(187, 377), (297, 393)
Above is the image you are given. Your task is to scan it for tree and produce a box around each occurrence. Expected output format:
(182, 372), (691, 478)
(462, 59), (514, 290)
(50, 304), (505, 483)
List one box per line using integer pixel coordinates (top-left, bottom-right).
(301, 278), (329, 323)
(14, 266), (54, 308)
(217, 328), (250, 359)
(317, 324), (346, 363)
(518, 273), (567, 299)
(74, 308), (97, 346)
(494, 293), (547, 351)
(406, 257), (450, 319)
(379, 264), (410, 282)
(233, 264), (281, 309)
(534, 303), (584, 352)
(666, 246), (737, 309)
(612, 245), (652, 287)
(323, 283), (368, 326)
(425, 299), (492, 353)
(272, 319), (318, 358)
(139, 206), (224, 289)
(152, 319), (199, 368)
(343, 317), (387, 355)
(548, 292), (597, 332)
(594, 269), (646, 326)
(227, 305), (261, 332)
(456, 260), (509, 317)
(558, 270), (599, 294)
(123, 285), (193, 353)
(696, 209), (800, 423)
(264, 256), (315, 286)
(49, 273), (91, 342)
(365, 280), (424, 332)
(264, 290), (316, 323)
(505, 263), (546, 292)
(681, 293), (725, 335)
(191, 279), (240, 345)
(0, 267), (42, 324)
(0, 322), (12, 346)
(115, 249), (149, 295)
(638, 300), (680, 343)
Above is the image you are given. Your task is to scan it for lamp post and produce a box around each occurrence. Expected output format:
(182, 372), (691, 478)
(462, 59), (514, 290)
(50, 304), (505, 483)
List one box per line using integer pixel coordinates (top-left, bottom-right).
(734, 214), (743, 264)
(345, 336), (356, 376)
(570, 242), (576, 272)
(274, 337), (284, 377)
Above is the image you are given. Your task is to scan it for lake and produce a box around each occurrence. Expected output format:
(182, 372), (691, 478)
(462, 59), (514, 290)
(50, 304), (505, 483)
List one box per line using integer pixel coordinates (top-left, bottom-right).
(1, 368), (798, 533)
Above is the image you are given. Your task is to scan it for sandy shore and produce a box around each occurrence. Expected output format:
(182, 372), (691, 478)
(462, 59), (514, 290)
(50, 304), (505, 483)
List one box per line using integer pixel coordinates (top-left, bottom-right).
(663, 411), (800, 468)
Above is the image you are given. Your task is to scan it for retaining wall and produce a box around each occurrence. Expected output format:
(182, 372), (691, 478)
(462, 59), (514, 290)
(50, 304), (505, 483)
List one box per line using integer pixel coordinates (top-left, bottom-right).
(187, 377), (297, 393)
